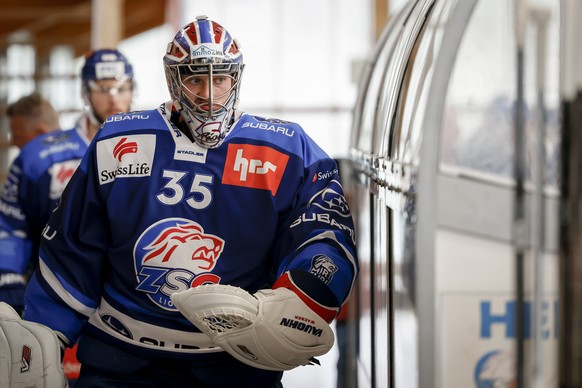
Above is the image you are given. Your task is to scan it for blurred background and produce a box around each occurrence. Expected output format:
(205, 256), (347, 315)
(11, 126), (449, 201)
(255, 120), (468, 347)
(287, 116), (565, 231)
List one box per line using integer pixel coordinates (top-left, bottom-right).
(5, 1), (582, 387)
(0, 0), (406, 172)
(0, 1), (407, 387)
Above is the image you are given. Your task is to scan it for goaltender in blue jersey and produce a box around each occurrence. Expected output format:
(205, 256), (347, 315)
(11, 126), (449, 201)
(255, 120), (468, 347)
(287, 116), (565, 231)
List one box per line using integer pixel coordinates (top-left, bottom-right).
(11, 16), (359, 387)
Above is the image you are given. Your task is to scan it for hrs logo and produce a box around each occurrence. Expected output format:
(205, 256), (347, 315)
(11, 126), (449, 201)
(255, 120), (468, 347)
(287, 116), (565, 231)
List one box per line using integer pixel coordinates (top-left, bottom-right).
(222, 144), (289, 195)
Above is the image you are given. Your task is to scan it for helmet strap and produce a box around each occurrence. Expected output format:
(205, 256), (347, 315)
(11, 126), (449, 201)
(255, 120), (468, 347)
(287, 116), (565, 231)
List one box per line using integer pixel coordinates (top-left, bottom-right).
(82, 94), (103, 126)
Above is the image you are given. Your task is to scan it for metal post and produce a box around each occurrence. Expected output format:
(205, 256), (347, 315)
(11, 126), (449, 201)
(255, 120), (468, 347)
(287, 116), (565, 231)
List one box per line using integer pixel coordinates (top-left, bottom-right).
(514, 1), (528, 387)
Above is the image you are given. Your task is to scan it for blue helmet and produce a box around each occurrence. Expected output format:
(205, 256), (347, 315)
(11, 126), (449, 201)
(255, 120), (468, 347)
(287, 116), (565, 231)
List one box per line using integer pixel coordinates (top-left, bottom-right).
(82, 48), (134, 87)
(81, 49), (134, 125)
(164, 15), (244, 148)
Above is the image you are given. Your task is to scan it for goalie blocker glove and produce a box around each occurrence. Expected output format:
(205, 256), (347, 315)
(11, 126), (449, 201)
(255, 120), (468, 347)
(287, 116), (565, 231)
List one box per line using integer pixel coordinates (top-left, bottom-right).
(171, 269), (339, 371)
(0, 302), (68, 387)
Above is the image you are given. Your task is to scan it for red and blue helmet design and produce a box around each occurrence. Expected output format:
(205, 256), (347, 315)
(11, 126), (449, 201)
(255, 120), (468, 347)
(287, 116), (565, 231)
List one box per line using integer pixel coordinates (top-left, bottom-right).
(164, 15), (244, 149)
(163, 16), (242, 68)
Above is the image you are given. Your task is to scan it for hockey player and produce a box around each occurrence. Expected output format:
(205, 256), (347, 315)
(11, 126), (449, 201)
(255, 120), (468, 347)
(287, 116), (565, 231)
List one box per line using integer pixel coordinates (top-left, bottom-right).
(0, 48), (134, 315)
(7, 92), (60, 149)
(0, 16), (358, 387)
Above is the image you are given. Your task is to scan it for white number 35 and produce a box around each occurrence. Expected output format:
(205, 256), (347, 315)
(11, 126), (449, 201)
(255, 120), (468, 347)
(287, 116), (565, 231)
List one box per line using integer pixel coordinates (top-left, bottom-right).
(156, 170), (213, 209)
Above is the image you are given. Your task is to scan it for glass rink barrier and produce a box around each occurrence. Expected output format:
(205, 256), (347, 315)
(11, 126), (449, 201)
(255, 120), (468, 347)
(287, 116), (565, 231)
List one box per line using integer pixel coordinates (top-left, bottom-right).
(344, 0), (582, 386)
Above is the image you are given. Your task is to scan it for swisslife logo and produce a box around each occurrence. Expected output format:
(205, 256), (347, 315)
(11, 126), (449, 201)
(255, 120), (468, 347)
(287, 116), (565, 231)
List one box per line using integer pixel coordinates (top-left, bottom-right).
(222, 144), (289, 195)
(97, 135), (156, 185)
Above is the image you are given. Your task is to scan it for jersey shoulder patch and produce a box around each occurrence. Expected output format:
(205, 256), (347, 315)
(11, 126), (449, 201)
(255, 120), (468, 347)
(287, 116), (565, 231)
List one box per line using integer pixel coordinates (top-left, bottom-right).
(18, 129), (86, 180)
(232, 114), (306, 153)
(100, 109), (166, 138)
(233, 114), (329, 163)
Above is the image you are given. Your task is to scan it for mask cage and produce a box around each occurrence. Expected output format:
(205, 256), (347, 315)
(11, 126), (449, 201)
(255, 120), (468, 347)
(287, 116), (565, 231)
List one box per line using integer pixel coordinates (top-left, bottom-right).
(169, 63), (242, 120)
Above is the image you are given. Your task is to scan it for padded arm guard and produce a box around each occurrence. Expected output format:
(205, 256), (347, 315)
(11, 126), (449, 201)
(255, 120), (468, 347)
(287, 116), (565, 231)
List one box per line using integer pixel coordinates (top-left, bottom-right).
(171, 284), (334, 371)
(0, 302), (67, 387)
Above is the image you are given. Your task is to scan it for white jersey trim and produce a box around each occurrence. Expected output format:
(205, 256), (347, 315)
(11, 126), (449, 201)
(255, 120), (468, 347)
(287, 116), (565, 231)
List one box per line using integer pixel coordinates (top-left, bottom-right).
(88, 298), (222, 354)
(38, 258), (96, 317)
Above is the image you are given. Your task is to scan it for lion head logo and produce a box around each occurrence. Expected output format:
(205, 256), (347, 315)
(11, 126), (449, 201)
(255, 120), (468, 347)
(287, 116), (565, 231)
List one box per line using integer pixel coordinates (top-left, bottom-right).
(142, 221), (224, 274)
(134, 218), (225, 310)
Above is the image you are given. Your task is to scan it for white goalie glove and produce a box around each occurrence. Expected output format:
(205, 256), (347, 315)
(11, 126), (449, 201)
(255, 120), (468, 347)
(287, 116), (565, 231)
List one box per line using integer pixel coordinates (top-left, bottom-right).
(171, 284), (335, 371)
(0, 302), (67, 387)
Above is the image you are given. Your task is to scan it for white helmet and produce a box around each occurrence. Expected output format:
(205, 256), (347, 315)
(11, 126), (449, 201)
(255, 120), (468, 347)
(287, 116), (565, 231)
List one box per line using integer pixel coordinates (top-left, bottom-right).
(164, 15), (244, 148)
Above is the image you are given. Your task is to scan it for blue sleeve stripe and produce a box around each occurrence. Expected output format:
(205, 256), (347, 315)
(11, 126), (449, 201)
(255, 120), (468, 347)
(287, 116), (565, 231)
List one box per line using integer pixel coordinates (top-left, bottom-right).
(38, 258), (97, 317)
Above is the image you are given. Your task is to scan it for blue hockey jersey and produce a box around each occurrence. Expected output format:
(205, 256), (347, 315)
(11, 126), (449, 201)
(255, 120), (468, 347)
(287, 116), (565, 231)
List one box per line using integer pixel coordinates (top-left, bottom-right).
(0, 121), (90, 296)
(24, 102), (358, 358)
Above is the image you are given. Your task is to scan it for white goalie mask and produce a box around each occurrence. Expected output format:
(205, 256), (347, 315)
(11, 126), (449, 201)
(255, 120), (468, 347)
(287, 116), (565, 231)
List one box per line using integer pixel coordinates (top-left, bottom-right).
(164, 15), (244, 148)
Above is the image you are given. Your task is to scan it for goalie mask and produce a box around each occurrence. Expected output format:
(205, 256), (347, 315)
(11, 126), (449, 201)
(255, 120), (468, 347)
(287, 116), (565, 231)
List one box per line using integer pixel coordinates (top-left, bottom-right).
(164, 15), (244, 148)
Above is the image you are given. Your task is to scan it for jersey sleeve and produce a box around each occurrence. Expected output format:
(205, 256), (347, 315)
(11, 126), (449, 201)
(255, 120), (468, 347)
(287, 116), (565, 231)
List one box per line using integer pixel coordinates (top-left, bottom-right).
(23, 142), (106, 344)
(272, 146), (358, 315)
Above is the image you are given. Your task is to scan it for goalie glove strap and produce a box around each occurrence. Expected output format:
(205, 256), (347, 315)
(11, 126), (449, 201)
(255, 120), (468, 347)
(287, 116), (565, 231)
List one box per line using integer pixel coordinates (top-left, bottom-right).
(54, 331), (70, 360)
(273, 269), (339, 323)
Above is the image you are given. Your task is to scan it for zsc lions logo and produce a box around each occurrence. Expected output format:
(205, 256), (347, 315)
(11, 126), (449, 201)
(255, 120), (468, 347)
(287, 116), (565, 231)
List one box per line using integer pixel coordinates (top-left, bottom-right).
(134, 218), (225, 310)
